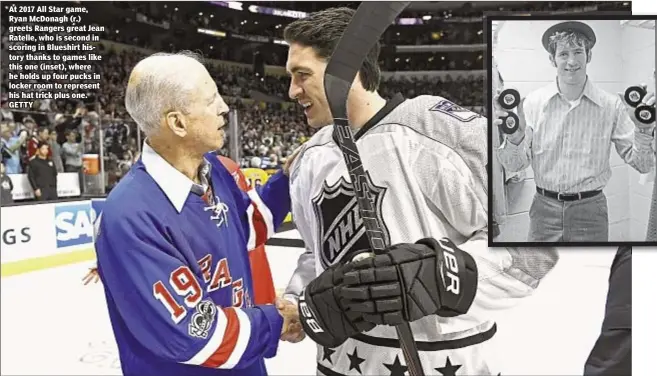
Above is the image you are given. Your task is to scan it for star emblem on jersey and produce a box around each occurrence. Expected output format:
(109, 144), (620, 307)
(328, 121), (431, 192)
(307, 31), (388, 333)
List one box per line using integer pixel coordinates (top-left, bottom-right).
(311, 174), (390, 270)
(435, 356), (462, 376)
(322, 346), (336, 364)
(347, 347), (366, 374)
(383, 354), (408, 376)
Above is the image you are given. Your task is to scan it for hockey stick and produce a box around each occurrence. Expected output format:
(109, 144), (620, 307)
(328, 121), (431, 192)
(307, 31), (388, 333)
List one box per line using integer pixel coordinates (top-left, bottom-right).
(322, 3), (425, 376)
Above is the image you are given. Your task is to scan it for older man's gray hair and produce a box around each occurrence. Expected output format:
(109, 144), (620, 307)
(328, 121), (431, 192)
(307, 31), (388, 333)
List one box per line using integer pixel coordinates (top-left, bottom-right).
(124, 51), (206, 137)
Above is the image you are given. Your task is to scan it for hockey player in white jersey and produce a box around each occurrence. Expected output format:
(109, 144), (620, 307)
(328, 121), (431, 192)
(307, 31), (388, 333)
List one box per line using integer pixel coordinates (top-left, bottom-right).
(280, 7), (559, 375)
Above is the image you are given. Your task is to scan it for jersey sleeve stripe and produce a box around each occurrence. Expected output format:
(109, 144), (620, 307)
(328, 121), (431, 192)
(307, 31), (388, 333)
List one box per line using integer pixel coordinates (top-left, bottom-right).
(182, 306), (228, 366)
(218, 308), (252, 368)
(246, 204), (257, 250)
(246, 189), (275, 238)
(251, 203), (268, 249)
(202, 307), (241, 368)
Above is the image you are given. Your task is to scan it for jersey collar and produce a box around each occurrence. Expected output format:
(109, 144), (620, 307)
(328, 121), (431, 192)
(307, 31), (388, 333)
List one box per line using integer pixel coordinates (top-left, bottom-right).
(141, 141), (211, 213)
(354, 93), (406, 140)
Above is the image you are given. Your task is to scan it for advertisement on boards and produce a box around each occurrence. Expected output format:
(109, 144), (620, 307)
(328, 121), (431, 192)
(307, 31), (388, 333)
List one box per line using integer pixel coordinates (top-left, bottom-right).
(1, 203), (57, 263)
(9, 173), (81, 200)
(54, 201), (94, 249)
(1, 199), (102, 265)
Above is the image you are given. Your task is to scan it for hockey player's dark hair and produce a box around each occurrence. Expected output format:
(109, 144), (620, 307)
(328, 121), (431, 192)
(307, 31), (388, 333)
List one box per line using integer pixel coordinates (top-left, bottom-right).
(283, 7), (382, 92)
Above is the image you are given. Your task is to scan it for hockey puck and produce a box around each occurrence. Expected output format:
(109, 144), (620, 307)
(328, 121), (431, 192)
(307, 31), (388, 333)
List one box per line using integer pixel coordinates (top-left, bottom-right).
(499, 112), (520, 134)
(498, 88), (521, 110)
(625, 86), (646, 107)
(635, 105), (655, 124)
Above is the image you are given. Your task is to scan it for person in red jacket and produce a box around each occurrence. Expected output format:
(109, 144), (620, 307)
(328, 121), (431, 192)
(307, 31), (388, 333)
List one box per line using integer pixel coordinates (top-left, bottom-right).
(26, 126), (52, 160)
(217, 155), (277, 305)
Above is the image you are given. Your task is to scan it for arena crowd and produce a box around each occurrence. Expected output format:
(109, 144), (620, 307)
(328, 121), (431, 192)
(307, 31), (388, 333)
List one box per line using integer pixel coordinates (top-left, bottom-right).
(0, 1), (629, 201)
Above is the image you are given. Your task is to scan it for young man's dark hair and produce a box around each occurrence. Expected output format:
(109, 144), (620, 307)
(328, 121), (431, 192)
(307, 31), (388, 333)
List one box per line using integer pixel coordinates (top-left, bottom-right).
(547, 30), (594, 60)
(283, 7), (382, 92)
(37, 140), (49, 150)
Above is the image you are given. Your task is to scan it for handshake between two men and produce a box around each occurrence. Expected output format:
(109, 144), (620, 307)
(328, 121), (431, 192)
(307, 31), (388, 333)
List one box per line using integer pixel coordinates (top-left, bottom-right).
(275, 237), (479, 348)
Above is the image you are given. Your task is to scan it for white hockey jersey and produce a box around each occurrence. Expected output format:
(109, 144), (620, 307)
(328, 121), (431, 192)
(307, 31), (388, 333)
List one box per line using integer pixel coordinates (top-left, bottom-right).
(284, 94), (559, 376)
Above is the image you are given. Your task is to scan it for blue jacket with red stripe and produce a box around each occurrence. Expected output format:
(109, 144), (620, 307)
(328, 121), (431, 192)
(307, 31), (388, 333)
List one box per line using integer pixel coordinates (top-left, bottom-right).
(95, 144), (290, 376)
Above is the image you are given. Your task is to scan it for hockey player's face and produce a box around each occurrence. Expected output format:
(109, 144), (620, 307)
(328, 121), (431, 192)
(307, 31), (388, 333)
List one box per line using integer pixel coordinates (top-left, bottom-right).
(550, 40), (589, 86)
(286, 43), (332, 128)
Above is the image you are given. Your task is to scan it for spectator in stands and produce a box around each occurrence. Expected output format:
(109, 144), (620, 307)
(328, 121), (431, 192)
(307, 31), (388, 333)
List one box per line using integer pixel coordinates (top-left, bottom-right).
(1, 122), (28, 174)
(22, 116), (37, 135)
(62, 130), (83, 173)
(268, 153), (280, 168)
(62, 130), (84, 194)
(27, 126), (51, 160)
(0, 161), (13, 206)
(1, 7), (491, 189)
(119, 151), (134, 171)
(27, 142), (58, 201)
(49, 130), (64, 173)
(0, 95), (13, 122)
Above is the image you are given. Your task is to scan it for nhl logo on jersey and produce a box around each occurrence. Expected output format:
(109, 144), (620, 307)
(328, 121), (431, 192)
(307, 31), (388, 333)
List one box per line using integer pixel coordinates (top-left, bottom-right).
(430, 99), (479, 122)
(311, 174), (390, 270)
(188, 300), (217, 339)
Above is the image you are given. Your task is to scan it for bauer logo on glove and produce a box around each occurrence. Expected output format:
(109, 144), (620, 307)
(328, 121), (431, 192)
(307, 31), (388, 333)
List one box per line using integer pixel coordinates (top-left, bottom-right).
(439, 238), (462, 295)
(297, 262), (376, 348)
(339, 237), (479, 326)
(298, 296), (324, 334)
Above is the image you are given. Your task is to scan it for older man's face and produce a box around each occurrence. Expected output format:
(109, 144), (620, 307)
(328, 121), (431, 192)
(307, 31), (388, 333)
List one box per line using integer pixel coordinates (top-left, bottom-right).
(183, 68), (230, 153)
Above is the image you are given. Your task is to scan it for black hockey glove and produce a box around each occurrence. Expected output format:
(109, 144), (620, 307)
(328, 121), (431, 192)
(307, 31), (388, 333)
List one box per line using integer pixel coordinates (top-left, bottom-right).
(339, 238), (478, 326)
(298, 262), (376, 348)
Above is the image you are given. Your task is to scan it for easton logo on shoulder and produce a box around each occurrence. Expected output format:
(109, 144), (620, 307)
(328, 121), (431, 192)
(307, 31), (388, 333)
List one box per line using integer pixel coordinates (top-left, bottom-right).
(311, 174), (390, 270)
(430, 100), (479, 122)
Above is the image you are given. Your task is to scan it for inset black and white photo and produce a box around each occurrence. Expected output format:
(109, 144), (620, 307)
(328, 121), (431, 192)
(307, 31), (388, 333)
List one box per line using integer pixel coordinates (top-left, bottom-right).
(488, 16), (657, 246)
